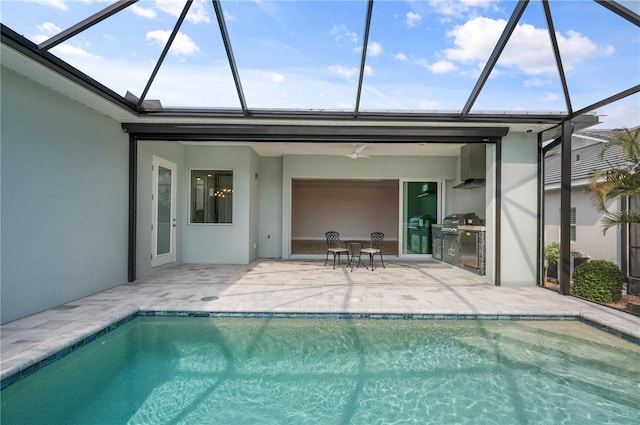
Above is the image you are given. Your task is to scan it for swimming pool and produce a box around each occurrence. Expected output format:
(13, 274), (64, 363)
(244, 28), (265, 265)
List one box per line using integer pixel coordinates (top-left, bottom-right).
(2, 317), (639, 424)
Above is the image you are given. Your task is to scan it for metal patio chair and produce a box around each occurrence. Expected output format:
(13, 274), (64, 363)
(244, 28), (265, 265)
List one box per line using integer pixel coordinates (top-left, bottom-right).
(357, 232), (385, 271)
(324, 231), (350, 269)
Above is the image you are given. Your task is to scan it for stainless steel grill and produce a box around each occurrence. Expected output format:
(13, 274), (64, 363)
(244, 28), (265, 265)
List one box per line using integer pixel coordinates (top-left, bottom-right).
(440, 213), (481, 234)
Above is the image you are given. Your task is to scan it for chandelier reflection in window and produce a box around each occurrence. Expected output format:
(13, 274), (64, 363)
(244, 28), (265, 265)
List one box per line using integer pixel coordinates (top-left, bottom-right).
(214, 187), (233, 198)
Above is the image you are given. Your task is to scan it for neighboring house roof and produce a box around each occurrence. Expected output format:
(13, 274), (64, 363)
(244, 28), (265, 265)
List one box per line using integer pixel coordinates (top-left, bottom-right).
(544, 130), (632, 187)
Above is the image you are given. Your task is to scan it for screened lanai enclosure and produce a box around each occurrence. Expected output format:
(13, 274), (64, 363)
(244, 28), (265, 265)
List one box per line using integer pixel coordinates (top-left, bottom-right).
(1, 0), (639, 322)
(2, 0), (637, 116)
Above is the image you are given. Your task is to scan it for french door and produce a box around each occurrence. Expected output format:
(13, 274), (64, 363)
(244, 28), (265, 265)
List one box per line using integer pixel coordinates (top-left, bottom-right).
(151, 156), (177, 267)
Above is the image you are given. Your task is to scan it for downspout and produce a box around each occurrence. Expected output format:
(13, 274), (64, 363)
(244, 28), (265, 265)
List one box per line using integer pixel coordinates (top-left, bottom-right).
(559, 120), (573, 295)
(128, 134), (137, 282)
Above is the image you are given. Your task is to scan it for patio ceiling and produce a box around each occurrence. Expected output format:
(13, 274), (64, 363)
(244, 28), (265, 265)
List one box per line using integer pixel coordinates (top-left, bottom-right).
(1, 0), (638, 141)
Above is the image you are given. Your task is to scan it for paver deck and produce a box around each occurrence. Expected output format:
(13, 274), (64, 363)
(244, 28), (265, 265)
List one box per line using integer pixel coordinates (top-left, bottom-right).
(2, 259), (639, 385)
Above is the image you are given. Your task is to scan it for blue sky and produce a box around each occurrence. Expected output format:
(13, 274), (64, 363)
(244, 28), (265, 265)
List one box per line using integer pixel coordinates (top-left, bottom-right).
(1, 0), (638, 128)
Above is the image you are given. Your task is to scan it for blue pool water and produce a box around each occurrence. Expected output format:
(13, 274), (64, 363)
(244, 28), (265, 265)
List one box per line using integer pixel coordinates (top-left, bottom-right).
(1, 317), (639, 424)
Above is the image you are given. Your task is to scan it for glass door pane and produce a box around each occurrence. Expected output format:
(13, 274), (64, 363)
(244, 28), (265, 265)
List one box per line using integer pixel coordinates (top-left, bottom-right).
(402, 182), (438, 255)
(156, 166), (172, 256)
(152, 155), (176, 268)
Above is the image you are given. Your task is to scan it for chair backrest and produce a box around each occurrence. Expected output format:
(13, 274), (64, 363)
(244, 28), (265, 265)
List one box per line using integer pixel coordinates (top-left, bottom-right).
(325, 231), (342, 249)
(369, 232), (384, 250)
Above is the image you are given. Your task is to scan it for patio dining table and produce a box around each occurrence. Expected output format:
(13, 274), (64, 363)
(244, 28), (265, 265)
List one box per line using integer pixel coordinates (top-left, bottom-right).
(344, 239), (368, 271)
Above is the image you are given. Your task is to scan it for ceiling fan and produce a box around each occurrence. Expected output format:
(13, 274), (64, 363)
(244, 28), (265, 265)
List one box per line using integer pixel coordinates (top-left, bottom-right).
(345, 145), (370, 159)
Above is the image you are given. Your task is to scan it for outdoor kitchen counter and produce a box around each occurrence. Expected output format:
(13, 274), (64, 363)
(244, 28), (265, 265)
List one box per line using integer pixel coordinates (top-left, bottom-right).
(431, 223), (486, 275)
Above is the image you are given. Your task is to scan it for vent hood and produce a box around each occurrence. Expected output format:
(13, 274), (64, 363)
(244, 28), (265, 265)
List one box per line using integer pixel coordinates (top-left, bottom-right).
(454, 144), (486, 189)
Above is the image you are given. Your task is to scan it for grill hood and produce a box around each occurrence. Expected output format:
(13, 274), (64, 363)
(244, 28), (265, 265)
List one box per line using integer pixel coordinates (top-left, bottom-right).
(454, 144), (486, 189)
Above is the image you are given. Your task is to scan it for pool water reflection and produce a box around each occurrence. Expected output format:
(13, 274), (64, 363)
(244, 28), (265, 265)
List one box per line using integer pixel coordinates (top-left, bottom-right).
(2, 317), (639, 424)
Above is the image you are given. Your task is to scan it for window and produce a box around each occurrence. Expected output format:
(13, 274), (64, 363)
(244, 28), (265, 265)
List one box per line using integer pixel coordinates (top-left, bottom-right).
(190, 170), (233, 223)
(570, 207), (576, 242)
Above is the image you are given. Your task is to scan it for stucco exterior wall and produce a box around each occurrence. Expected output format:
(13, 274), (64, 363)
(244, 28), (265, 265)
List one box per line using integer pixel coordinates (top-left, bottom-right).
(1, 68), (129, 324)
(257, 157), (283, 259)
(500, 133), (538, 285)
(544, 188), (620, 263)
(248, 149), (260, 263)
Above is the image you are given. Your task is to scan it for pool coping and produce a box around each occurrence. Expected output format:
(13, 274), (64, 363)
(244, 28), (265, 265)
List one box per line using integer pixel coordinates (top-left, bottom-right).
(2, 309), (639, 391)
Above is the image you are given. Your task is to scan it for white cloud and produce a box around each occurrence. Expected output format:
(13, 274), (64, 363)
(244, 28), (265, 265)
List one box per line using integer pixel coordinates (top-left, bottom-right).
(502, 25), (614, 74)
(393, 53), (409, 62)
(224, 10), (236, 22)
(29, 0), (67, 10)
(593, 97), (640, 129)
(156, 0), (210, 24)
(555, 30), (614, 70)
(428, 0), (497, 18)
(328, 64), (372, 79)
(368, 42), (383, 57)
(364, 65), (374, 76)
(442, 17), (614, 75)
(130, 4), (157, 19)
(428, 60), (458, 74)
(50, 43), (99, 59)
(268, 72), (285, 83)
(25, 0), (112, 10)
(540, 93), (560, 102)
(328, 65), (359, 79)
(37, 22), (61, 36)
(329, 24), (359, 43)
(253, 0), (280, 19)
(30, 34), (49, 44)
(146, 30), (200, 57)
(406, 12), (421, 27)
(155, 0), (183, 17)
(443, 17), (502, 63)
(186, 0), (210, 24)
(524, 78), (551, 88)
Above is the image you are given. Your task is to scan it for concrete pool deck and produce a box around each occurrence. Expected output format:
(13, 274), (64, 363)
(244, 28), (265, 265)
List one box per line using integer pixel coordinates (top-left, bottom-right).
(2, 259), (640, 386)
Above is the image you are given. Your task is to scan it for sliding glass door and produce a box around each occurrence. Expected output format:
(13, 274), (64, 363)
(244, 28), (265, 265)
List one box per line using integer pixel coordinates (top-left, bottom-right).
(401, 181), (440, 256)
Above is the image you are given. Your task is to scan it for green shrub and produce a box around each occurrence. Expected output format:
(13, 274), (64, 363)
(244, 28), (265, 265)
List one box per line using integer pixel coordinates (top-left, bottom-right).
(544, 241), (582, 265)
(544, 242), (560, 265)
(572, 260), (623, 303)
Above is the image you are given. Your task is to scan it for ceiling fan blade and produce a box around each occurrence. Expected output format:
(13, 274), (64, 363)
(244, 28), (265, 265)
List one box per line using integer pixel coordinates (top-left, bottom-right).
(343, 145), (368, 158)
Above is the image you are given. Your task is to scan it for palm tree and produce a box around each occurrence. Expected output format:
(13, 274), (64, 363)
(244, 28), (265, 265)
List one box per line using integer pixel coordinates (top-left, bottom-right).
(588, 127), (640, 233)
